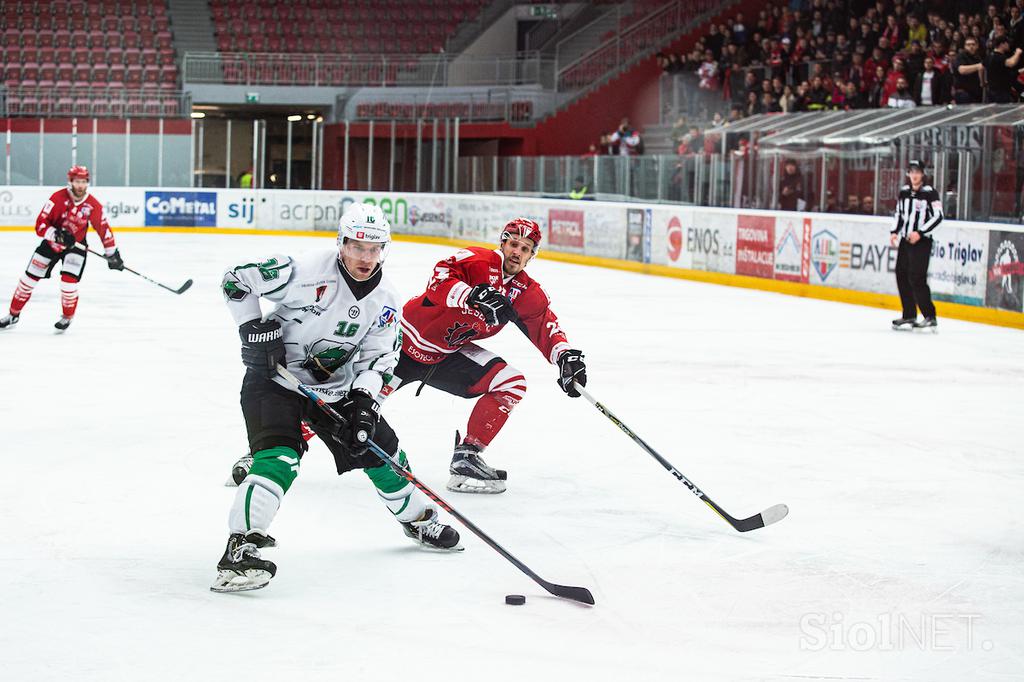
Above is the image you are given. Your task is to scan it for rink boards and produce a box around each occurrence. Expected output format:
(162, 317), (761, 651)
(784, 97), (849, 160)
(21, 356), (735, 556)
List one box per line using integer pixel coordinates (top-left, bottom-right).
(1, 186), (1022, 328)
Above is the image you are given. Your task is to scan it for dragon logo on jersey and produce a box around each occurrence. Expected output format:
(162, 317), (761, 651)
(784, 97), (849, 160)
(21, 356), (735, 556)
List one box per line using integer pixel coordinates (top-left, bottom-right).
(378, 305), (397, 328)
(444, 321), (478, 348)
(301, 338), (357, 382)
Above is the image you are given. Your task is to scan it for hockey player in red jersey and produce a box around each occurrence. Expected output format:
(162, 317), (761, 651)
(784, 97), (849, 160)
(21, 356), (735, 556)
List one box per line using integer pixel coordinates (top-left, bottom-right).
(0, 165), (124, 332)
(383, 218), (588, 494)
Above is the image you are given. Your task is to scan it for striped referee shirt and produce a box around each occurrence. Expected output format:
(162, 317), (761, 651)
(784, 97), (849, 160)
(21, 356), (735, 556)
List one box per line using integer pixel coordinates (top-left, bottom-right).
(891, 184), (943, 238)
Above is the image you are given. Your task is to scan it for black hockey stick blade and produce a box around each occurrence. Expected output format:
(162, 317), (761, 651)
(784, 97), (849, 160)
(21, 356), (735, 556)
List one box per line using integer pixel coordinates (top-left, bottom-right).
(276, 365), (596, 606)
(85, 246), (192, 295)
(538, 581), (595, 605)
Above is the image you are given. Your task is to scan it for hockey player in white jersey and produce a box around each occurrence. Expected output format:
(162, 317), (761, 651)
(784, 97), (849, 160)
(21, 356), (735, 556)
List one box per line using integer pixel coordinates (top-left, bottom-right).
(212, 204), (461, 594)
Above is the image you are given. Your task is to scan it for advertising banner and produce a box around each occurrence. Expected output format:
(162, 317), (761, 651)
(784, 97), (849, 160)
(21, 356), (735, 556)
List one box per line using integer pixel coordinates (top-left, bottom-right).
(1, 186), (1021, 319)
(548, 208), (585, 250)
(663, 210), (737, 274)
(735, 214), (775, 279)
(144, 190), (217, 227)
(773, 214), (811, 283)
(927, 228), (988, 306)
(985, 230), (1024, 312)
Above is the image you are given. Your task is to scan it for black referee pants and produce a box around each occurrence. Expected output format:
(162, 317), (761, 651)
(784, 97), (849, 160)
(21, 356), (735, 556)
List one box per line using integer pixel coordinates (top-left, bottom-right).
(895, 236), (936, 319)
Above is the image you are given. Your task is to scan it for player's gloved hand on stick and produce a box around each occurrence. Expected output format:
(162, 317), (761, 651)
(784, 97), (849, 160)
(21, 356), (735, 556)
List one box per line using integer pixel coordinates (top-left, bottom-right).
(44, 226), (75, 252)
(467, 284), (514, 327)
(106, 249), (125, 271)
(238, 319), (285, 379)
(556, 349), (587, 398)
(334, 388), (380, 456)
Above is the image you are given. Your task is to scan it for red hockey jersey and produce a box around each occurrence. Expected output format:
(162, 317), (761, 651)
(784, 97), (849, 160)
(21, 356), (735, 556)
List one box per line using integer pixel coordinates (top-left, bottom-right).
(36, 189), (117, 254)
(401, 247), (571, 365)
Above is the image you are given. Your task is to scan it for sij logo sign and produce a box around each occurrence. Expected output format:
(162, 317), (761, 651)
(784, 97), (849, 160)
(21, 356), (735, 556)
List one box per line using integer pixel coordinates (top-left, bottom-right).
(548, 209), (584, 249)
(145, 191), (217, 227)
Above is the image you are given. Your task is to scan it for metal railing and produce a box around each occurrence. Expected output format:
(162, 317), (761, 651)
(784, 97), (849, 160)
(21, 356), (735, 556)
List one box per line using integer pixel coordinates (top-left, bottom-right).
(0, 86), (191, 118)
(182, 52), (555, 88)
(345, 89), (542, 123)
(556, 0), (722, 92)
(457, 144), (1024, 224)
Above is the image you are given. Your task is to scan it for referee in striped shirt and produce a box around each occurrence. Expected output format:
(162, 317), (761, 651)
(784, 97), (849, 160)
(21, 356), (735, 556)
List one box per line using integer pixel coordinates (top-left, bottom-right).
(890, 160), (942, 330)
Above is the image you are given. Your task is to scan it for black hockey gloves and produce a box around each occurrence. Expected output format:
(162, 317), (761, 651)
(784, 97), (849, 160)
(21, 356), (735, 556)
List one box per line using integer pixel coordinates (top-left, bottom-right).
(467, 284), (514, 327)
(239, 319), (285, 379)
(335, 389), (380, 457)
(556, 349), (587, 398)
(106, 249), (125, 271)
(56, 227), (77, 249)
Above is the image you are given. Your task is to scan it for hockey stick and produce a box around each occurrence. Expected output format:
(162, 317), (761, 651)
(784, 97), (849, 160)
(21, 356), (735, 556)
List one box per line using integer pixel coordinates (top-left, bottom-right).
(506, 308), (786, 533)
(575, 384), (788, 533)
(275, 365), (596, 606)
(83, 246), (193, 294)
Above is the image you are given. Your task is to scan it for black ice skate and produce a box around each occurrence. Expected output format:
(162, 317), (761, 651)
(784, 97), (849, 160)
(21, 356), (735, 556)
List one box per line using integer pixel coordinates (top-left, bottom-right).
(913, 317), (938, 332)
(447, 439), (507, 494)
(210, 532), (277, 593)
(891, 317), (916, 330)
(0, 314), (19, 329)
(54, 316), (72, 332)
(225, 454), (253, 487)
(401, 507), (463, 552)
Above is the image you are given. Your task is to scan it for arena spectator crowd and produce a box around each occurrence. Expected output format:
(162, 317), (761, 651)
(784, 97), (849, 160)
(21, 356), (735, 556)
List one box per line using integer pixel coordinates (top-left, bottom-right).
(657, 0), (1024, 119)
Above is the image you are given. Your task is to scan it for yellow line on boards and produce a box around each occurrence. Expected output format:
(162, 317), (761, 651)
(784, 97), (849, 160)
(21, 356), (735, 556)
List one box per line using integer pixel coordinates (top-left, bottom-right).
(2, 225), (1021, 329)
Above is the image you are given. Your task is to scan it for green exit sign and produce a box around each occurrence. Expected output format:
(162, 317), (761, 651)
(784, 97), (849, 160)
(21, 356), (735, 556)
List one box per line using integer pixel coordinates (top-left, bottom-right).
(530, 5), (557, 18)
(245, 92), (260, 104)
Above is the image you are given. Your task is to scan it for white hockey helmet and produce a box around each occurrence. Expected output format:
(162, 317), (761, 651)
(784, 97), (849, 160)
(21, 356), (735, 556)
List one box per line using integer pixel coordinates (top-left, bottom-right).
(337, 203), (392, 262)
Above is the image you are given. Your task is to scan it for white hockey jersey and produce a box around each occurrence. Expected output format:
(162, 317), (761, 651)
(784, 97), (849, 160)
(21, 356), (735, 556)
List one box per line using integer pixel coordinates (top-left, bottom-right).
(222, 249), (402, 401)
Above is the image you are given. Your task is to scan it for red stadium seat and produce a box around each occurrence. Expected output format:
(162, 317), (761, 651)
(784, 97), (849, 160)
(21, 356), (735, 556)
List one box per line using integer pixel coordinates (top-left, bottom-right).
(126, 64), (143, 86)
(92, 63), (109, 81)
(125, 49), (141, 66)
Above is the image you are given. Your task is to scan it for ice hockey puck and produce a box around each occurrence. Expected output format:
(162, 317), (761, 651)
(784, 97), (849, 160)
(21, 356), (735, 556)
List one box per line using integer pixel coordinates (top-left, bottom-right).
(505, 594), (526, 606)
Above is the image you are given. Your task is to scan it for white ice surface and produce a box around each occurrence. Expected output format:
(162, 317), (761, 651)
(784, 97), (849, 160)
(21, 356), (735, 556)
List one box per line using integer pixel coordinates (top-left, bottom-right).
(0, 231), (1021, 682)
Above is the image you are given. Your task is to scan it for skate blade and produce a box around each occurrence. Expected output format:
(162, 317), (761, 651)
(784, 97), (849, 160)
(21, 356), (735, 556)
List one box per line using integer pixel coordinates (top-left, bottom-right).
(209, 569), (272, 593)
(223, 475), (239, 487)
(446, 474), (506, 494)
(414, 539), (465, 553)
(891, 325), (913, 331)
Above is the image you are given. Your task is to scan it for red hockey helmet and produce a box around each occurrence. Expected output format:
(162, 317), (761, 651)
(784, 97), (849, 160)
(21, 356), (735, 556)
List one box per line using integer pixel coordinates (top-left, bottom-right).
(67, 165), (90, 182)
(500, 218), (542, 252)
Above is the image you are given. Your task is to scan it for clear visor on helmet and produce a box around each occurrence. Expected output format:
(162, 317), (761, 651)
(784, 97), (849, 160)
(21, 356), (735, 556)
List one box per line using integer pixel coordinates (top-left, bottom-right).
(340, 237), (390, 271)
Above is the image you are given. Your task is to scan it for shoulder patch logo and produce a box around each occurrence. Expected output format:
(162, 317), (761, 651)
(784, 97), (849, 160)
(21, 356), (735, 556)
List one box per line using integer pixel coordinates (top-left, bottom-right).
(348, 305), (360, 319)
(315, 284), (327, 302)
(378, 305), (397, 328)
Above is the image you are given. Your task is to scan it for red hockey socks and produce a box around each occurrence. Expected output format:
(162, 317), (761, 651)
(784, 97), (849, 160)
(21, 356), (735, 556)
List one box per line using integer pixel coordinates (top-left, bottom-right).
(60, 274), (79, 318)
(10, 274), (38, 316)
(463, 364), (527, 449)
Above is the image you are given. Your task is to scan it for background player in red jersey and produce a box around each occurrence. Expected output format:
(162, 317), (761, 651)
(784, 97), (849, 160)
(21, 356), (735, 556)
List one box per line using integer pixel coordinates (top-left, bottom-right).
(0, 166), (124, 332)
(383, 218), (587, 494)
